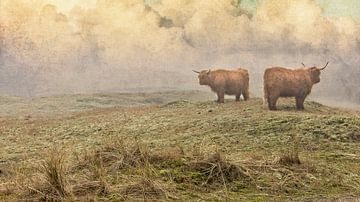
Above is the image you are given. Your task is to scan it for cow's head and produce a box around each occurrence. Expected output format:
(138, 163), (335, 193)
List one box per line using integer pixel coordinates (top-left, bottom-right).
(303, 62), (329, 84)
(193, 69), (211, 85)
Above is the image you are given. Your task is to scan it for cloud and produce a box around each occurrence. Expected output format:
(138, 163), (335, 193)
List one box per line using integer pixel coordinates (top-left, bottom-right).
(0, 0), (359, 104)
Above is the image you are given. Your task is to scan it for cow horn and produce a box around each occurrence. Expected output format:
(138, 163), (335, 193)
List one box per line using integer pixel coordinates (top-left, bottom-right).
(207, 69), (211, 74)
(319, 62), (329, 70)
(301, 62), (306, 67)
(192, 70), (200, 74)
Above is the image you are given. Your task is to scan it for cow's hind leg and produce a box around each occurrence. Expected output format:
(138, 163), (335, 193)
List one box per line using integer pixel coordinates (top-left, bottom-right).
(295, 96), (305, 110)
(217, 91), (225, 103)
(243, 89), (250, 101)
(235, 94), (241, 102)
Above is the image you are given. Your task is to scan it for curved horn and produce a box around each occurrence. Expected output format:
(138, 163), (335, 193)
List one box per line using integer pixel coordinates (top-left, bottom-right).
(192, 70), (200, 74)
(319, 62), (329, 70)
(301, 62), (306, 67)
(207, 69), (211, 73)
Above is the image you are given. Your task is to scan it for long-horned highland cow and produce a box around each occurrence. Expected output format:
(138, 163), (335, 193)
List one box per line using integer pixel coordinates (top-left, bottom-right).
(193, 68), (250, 103)
(263, 62), (329, 110)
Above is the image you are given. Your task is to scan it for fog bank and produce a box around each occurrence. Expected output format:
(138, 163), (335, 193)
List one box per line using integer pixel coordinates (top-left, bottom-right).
(0, 0), (359, 106)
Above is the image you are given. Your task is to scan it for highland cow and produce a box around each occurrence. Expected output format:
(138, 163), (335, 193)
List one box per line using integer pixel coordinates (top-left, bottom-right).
(193, 68), (250, 103)
(263, 62), (329, 110)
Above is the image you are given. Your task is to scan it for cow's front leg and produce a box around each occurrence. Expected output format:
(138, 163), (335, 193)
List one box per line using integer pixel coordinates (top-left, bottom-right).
(268, 94), (278, 110)
(295, 96), (305, 110)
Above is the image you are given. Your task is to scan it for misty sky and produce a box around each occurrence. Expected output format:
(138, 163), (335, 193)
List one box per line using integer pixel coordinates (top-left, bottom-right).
(49, 0), (360, 21)
(1, 0), (359, 105)
(242, 0), (360, 20)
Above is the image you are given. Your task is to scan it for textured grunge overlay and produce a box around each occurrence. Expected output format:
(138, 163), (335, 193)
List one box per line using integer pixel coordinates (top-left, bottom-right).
(0, 0), (359, 105)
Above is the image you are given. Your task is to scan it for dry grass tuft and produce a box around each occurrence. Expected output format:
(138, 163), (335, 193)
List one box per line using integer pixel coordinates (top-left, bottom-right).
(41, 152), (67, 197)
(188, 152), (250, 185)
(72, 181), (107, 196)
(277, 135), (301, 166)
(16, 150), (69, 201)
(75, 139), (150, 171)
(36, 150), (68, 200)
(278, 151), (301, 166)
(121, 178), (166, 200)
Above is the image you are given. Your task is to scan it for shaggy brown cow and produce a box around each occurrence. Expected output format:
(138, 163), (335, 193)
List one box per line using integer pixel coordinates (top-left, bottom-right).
(193, 68), (250, 103)
(263, 62), (329, 110)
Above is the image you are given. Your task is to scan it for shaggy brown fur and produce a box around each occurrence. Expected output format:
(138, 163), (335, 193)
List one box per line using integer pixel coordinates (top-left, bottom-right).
(263, 62), (329, 110)
(194, 68), (250, 103)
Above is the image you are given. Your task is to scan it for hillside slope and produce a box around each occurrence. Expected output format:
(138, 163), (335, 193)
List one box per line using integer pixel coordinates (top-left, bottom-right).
(0, 92), (359, 201)
(0, 91), (214, 117)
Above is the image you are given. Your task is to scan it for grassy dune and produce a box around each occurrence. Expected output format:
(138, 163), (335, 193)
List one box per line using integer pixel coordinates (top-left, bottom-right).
(0, 91), (359, 201)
